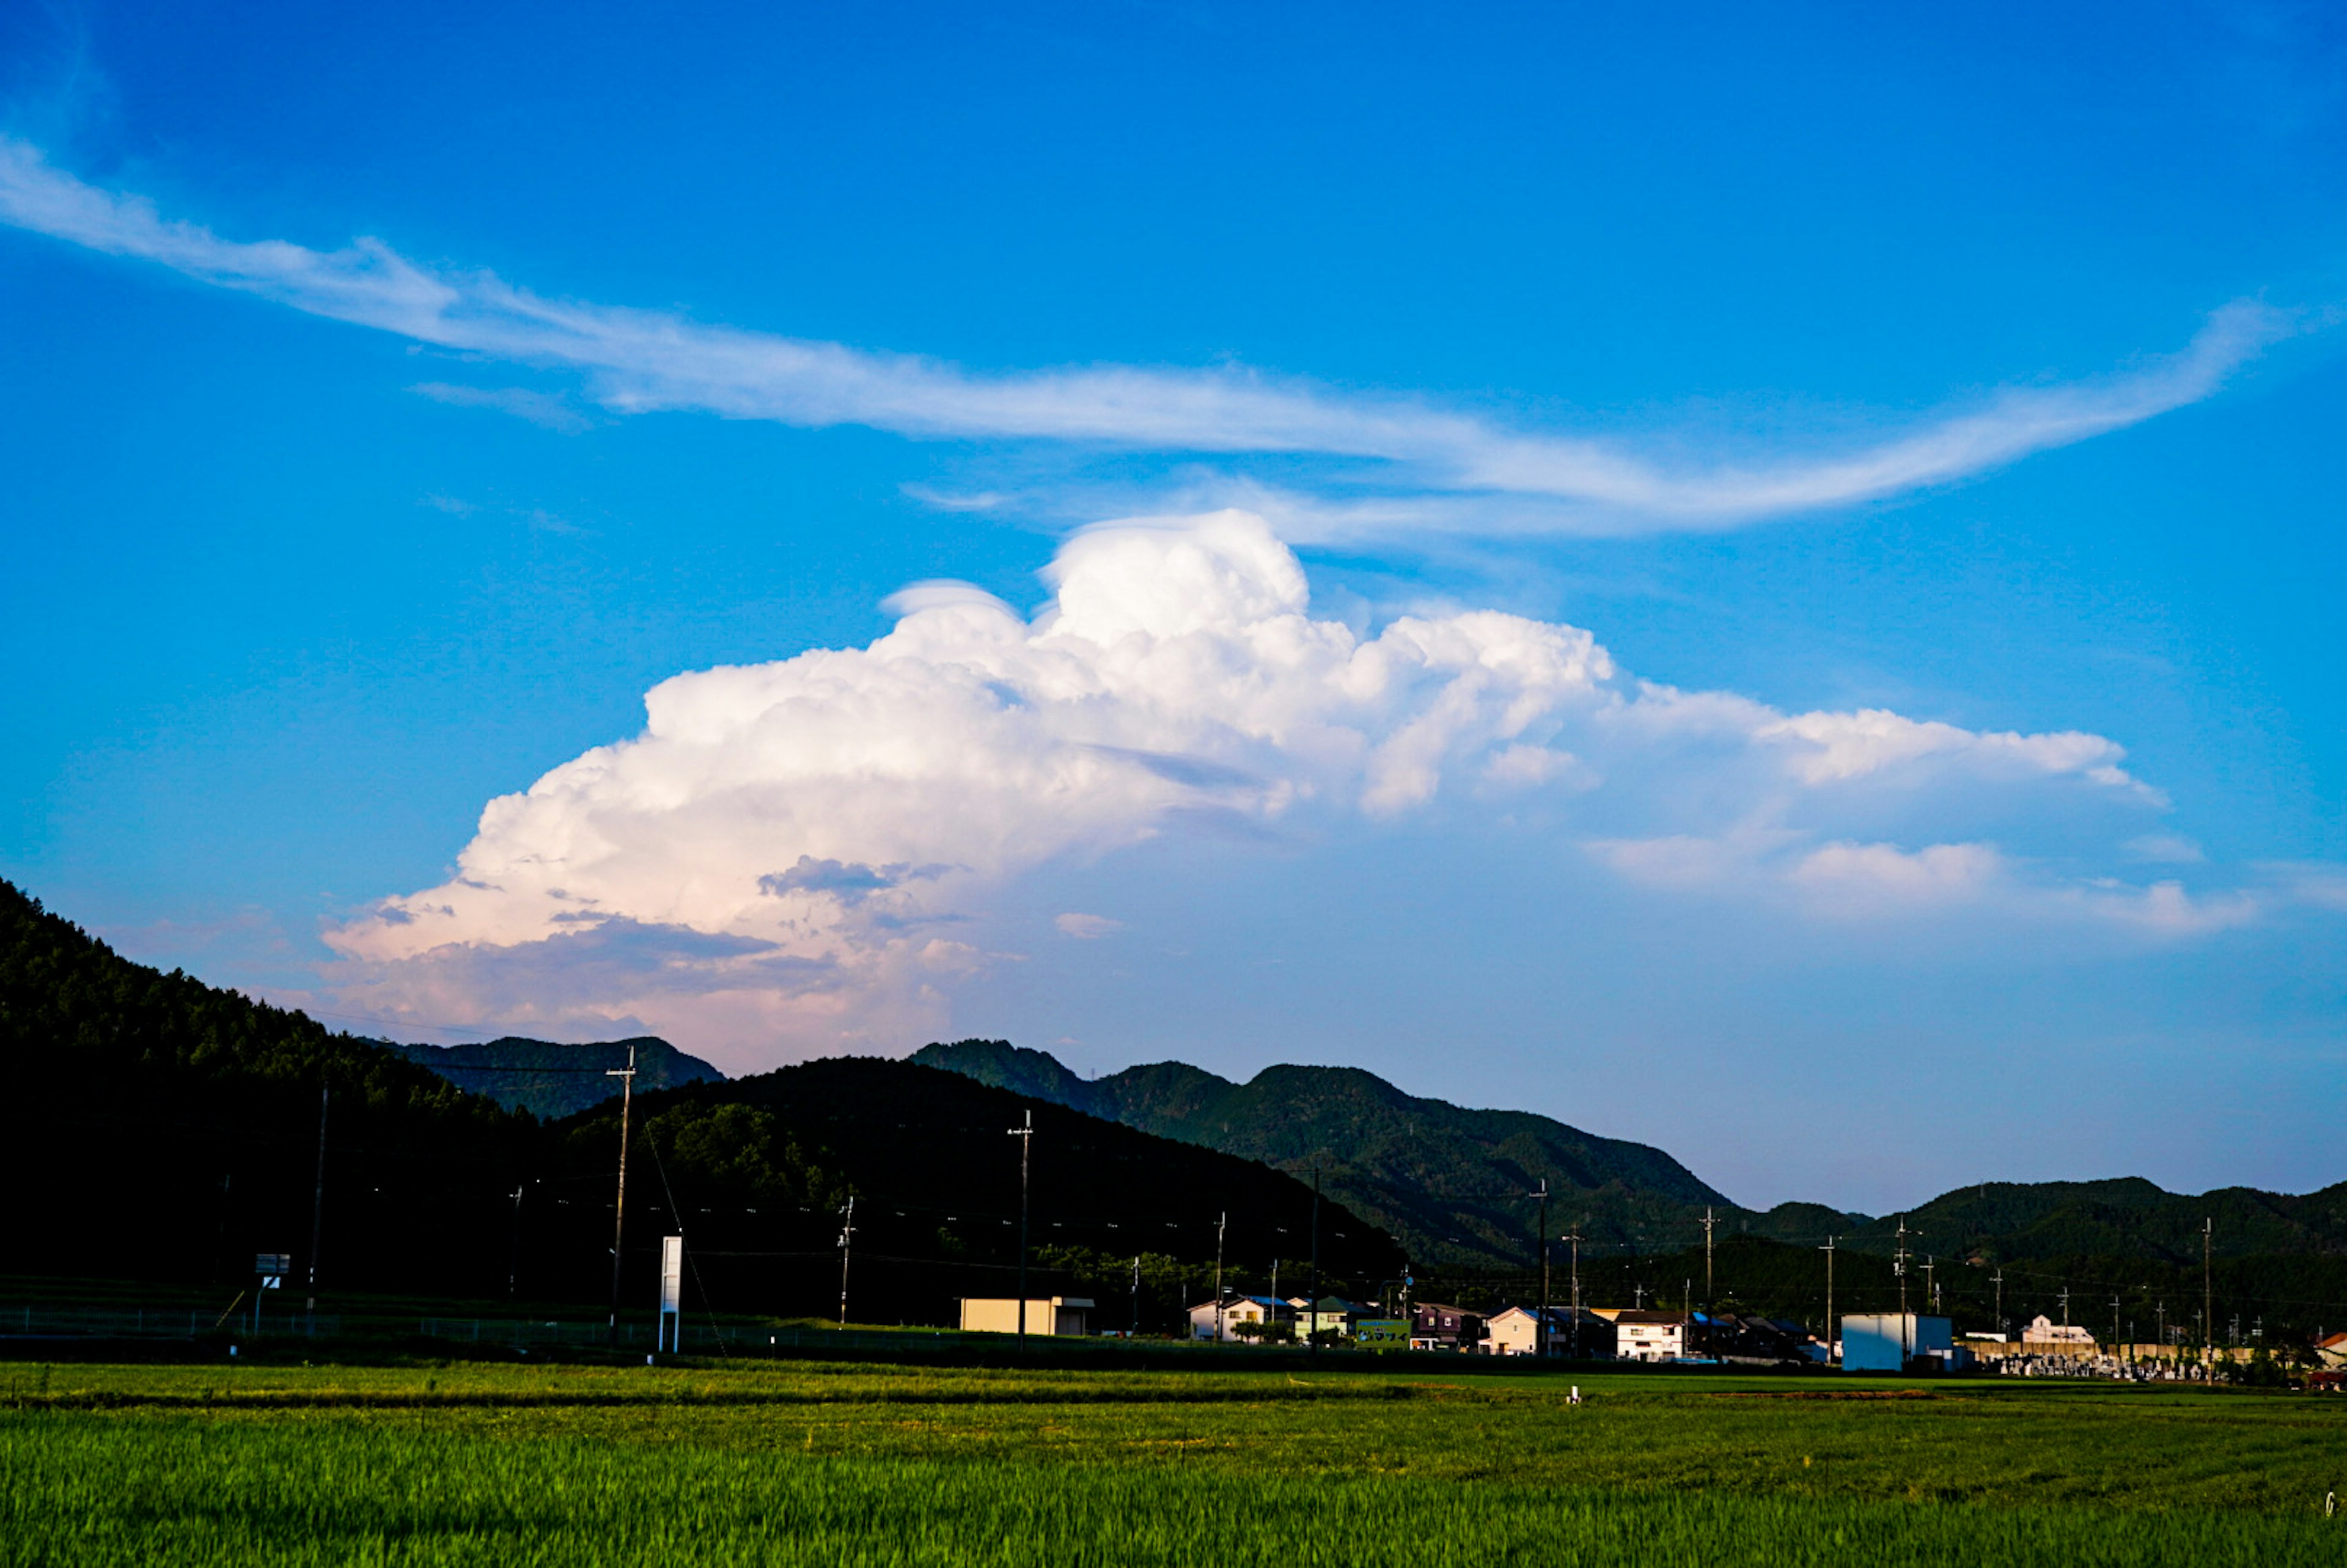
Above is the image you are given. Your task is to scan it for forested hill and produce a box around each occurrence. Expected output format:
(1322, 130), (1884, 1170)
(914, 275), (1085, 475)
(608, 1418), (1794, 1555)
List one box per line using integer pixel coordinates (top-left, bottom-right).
(0, 879), (1401, 1323)
(386, 1035), (724, 1118)
(0, 878), (539, 1295)
(914, 1039), (2347, 1275)
(1806, 1177), (2347, 1267)
(911, 1039), (1738, 1268)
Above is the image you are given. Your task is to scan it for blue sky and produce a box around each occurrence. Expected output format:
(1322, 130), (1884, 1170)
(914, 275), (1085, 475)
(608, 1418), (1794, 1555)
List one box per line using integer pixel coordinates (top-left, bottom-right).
(3, 1), (2343, 1211)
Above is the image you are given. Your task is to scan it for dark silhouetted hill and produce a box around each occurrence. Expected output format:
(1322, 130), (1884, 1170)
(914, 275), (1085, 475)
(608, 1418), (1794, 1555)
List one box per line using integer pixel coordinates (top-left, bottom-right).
(385, 1035), (723, 1118)
(914, 1039), (1736, 1268)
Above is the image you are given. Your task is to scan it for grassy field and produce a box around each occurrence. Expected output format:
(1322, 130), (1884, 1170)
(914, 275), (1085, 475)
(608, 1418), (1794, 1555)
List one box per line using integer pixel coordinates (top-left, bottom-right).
(5, 1357), (2343, 1564)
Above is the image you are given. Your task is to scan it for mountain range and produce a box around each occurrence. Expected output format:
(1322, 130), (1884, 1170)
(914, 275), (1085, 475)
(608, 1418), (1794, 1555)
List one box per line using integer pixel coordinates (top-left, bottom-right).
(7, 871), (2342, 1334)
(911, 1039), (2347, 1275)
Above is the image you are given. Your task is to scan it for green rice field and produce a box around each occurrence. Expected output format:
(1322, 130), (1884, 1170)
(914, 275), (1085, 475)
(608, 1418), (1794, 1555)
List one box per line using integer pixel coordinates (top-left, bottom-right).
(4, 1357), (2343, 1564)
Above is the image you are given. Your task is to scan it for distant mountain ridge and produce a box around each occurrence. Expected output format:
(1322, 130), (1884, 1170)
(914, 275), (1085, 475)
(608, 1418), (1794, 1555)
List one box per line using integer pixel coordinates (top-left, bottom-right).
(913, 1039), (2347, 1273)
(385, 1035), (724, 1119)
(912, 1039), (1738, 1268)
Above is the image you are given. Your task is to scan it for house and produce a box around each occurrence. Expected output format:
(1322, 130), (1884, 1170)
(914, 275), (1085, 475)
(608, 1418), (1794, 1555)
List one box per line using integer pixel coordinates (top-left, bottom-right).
(1707, 1314), (1824, 1365)
(2315, 1331), (2347, 1369)
(2020, 1314), (2096, 1350)
(1483, 1306), (1615, 1358)
(1293, 1296), (1368, 1340)
(1186, 1294), (1293, 1343)
(1840, 1314), (1953, 1372)
(1407, 1301), (1485, 1351)
(1611, 1310), (1691, 1362)
(957, 1296), (1093, 1336)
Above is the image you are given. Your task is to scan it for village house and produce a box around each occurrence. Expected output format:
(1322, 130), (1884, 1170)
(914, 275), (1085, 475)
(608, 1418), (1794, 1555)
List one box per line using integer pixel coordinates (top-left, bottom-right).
(2021, 1314), (2097, 1350)
(1482, 1305), (1616, 1358)
(1291, 1296), (1368, 1341)
(1610, 1309), (1691, 1362)
(1406, 1301), (1484, 1351)
(1186, 1294), (1292, 1342)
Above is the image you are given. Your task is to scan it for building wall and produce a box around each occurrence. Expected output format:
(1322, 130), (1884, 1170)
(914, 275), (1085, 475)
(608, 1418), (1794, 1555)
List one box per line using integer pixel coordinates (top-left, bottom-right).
(959, 1297), (1080, 1336)
(1840, 1314), (1951, 1371)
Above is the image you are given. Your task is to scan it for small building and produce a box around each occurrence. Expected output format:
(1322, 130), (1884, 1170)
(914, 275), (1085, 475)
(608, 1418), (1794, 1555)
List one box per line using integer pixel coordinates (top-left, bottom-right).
(2315, 1331), (2347, 1369)
(1186, 1294), (1293, 1342)
(1408, 1301), (1485, 1351)
(957, 1296), (1093, 1336)
(1294, 1296), (1367, 1340)
(1611, 1310), (1691, 1362)
(1484, 1305), (1616, 1358)
(2020, 1314), (2096, 1350)
(1840, 1314), (1952, 1372)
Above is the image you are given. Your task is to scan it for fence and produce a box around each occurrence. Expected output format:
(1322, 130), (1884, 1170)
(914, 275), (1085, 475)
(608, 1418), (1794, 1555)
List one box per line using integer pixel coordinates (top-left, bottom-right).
(2, 1305), (340, 1339)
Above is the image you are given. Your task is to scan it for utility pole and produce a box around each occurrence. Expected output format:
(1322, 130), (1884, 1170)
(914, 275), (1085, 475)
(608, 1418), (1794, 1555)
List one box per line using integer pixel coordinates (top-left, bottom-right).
(1535, 1180), (1551, 1360)
(1924, 1256), (1937, 1317)
(1213, 1211), (1227, 1344)
(1565, 1227), (1584, 1360)
(1894, 1217), (1911, 1367)
(604, 1043), (637, 1349)
(2202, 1218), (2213, 1354)
(1700, 1206), (1716, 1360)
(2111, 1294), (2121, 1353)
(507, 1185), (526, 1299)
(1130, 1256), (1140, 1336)
(1820, 1236), (1837, 1367)
(1008, 1110), (1035, 1352)
(1993, 1267), (2004, 1340)
(1307, 1163), (1321, 1355)
(2059, 1285), (2070, 1330)
(836, 1196), (856, 1328)
(304, 1083), (329, 1318)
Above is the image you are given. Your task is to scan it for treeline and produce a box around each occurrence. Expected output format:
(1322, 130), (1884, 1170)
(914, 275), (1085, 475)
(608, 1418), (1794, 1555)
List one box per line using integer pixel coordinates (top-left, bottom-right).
(1394, 1234), (2347, 1344)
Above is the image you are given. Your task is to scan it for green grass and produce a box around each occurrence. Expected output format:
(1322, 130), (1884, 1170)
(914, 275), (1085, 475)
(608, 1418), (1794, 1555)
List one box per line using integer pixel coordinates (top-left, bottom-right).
(5, 1360), (2344, 1564)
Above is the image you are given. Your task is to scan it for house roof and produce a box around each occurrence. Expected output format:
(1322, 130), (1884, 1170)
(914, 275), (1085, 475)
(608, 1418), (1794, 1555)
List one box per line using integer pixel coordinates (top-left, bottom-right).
(1612, 1310), (1690, 1325)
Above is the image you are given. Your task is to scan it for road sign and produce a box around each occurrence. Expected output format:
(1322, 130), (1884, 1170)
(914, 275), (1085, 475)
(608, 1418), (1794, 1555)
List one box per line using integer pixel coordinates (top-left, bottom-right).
(255, 1253), (292, 1277)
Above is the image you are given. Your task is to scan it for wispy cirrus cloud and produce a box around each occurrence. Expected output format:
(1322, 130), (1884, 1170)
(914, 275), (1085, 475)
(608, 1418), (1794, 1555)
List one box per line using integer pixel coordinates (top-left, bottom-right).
(410, 381), (593, 434)
(0, 137), (2314, 535)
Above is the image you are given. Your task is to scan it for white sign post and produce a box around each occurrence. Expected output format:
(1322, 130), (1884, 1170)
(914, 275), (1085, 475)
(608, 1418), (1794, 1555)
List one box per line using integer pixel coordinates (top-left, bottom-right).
(254, 1253), (290, 1336)
(658, 1236), (684, 1354)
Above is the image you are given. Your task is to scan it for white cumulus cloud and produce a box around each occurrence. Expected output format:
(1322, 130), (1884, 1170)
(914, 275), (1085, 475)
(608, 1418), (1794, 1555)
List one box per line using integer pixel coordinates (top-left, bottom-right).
(325, 510), (2216, 1055)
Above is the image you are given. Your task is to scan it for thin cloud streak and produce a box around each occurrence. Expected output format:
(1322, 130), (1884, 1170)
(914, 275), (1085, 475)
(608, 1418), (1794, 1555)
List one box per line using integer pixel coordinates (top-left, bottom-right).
(0, 138), (2310, 532)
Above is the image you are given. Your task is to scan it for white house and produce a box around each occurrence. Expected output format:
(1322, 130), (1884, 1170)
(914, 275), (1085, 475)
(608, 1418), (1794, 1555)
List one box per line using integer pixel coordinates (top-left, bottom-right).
(1186, 1295), (1292, 1342)
(1611, 1310), (1689, 1361)
(2020, 1314), (2096, 1349)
